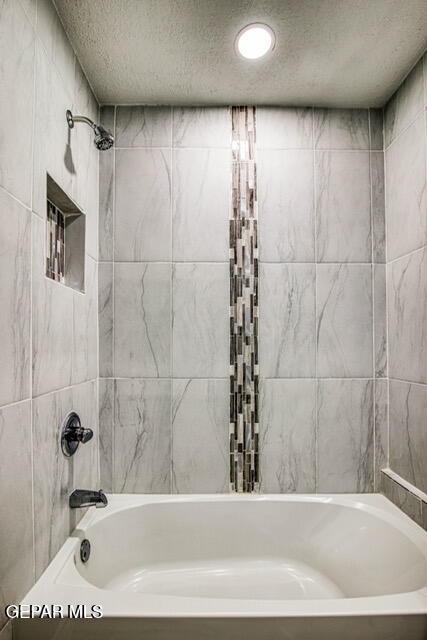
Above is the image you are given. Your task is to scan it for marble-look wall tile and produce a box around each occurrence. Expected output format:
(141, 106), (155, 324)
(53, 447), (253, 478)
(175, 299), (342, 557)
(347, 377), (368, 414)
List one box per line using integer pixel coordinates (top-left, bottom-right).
(36, 0), (75, 84)
(374, 379), (388, 491)
(32, 214), (73, 397)
(317, 379), (374, 492)
(172, 379), (228, 493)
(0, 401), (33, 631)
(315, 151), (371, 262)
(0, 623), (12, 639)
(259, 380), (316, 493)
(380, 472), (423, 526)
(388, 247), (427, 384)
(369, 109), (384, 151)
(370, 151), (386, 263)
(172, 263), (228, 377)
(72, 257), (98, 385)
(172, 107), (230, 148)
(259, 264), (315, 377)
(384, 57), (424, 148)
(114, 379), (171, 493)
(99, 378), (113, 493)
(0, 0), (34, 207)
(256, 107), (313, 149)
(114, 263), (171, 378)
(385, 115), (427, 261)
(257, 149), (314, 262)
(99, 107), (115, 261)
(373, 264), (387, 378)
(98, 262), (113, 378)
(316, 264), (373, 377)
(0, 189), (31, 407)
(114, 148), (171, 261)
(172, 149), (230, 261)
(389, 379), (427, 494)
(116, 106), (172, 147)
(314, 109), (370, 150)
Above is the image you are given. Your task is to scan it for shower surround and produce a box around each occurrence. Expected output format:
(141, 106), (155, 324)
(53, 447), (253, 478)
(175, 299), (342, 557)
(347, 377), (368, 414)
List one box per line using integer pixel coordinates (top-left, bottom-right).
(98, 104), (385, 495)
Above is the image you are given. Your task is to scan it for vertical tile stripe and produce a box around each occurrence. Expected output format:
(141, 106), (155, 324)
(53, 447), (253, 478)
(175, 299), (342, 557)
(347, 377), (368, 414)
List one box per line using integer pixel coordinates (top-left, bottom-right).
(230, 106), (259, 492)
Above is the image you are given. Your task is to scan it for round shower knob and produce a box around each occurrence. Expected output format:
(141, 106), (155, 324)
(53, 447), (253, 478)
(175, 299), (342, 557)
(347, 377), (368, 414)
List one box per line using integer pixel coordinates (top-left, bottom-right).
(61, 411), (94, 457)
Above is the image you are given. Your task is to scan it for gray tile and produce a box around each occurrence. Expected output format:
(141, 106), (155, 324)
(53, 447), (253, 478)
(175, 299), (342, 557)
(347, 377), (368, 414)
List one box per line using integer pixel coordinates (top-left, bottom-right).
(423, 501), (427, 531)
(116, 106), (172, 147)
(173, 107), (230, 148)
(388, 247), (427, 384)
(99, 378), (113, 493)
(389, 379), (427, 494)
(369, 109), (384, 151)
(0, 401), (33, 631)
(18, 0), (36, 25)
(172, 149), (230, 261)
(172, 263), (228, 377)
(99, 106), (115, 262)
(114, 263), (171, 378)
(384, 58), (424, 148)
(0, 623), (12, 639)
(0, 189), (31, 407)
(99, 262), (113, 378)
(317, 264), (373, 377)
(374, 264), (387, 378)
(385, 115), (427, 260)
(317, 379), (374, 492)
(0, 0), (34, 207)
(314, 109), (370, 150)
(114, 148), (171, 261)
(72, 257), (98, 384)
(257, 149), (315, 262)
(315, 151), (371, 262)
(114, 379), (171, 493)
(370, 151), (386, 263)
(256, 107), (313, 149)
(374, 379), (388, 491)
(260, 380), (316, 493)
(32, 214), (73, 397)
(172, 379), (228, 493)
(36, 0), (75, 83)
(259, 264), (315, 377)
(380, 473), (423, 526)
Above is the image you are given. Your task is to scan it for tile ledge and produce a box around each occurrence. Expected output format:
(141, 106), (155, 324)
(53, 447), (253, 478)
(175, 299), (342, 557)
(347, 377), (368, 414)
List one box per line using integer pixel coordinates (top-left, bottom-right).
(381, 468), (427, 503)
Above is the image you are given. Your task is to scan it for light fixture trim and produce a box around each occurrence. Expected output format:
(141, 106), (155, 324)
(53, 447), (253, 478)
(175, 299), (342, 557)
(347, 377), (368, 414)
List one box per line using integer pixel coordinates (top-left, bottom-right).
(235, 23), (276, 60)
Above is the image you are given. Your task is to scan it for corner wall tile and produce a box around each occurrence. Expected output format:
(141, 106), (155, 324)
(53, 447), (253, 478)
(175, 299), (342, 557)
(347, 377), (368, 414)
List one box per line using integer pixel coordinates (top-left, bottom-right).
(99, 106), (115, 261)
(388, 247), (427, 384)
(369, 109), (384, 151)
(374, 264), (387, 378)
(36, 0), (75, 85)
(114, 263), (171, 378)
(389, 379), (427, 494)
(172, 107), (230, 148)
(114, 379), (171, 493)
(260, 380), (316, 493)
(172, 263), (228, 378)
(315, 150), (371, 262)
(259, 264), (315, 377)
(314, 109), (370, 150)
(257, 149), (314, 262)
(316, 264), (373, 377)
(0, 622), (12, 639)
(380, 473), (423, 526)
(99, 378), (113, 492)
(384, 58), (424, 148)
(172, 379), (228, 493)
(317, 379), (374, 492)
(256, 107), (313, 149)
(72, 256), (98, 385)
(0, 189), (31, 407)
(371, 151), (386, 263)
(0, 401), (33, 631)
(99, 262), (113, 378)
(172, 149), (230, 261)
(115, 106), (172, 147)
(114, 148), (171, 261)
(374, 379), (388, 491)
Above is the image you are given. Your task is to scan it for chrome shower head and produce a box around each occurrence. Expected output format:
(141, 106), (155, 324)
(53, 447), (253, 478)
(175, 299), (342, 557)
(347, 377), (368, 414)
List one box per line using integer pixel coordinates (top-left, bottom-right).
(66, 110), (114, 151)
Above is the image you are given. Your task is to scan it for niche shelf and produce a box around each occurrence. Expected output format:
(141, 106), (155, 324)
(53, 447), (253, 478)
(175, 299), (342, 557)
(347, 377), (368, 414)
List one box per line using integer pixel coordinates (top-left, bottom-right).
(46, 174), (85, 293)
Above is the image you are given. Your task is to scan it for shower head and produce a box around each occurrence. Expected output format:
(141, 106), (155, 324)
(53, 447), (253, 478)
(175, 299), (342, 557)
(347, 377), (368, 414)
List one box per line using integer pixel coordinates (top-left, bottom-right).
(66, 110), (114, 151)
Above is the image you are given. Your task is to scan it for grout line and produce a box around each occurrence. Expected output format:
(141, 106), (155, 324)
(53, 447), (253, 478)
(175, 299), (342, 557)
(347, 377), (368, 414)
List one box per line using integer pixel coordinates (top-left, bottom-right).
(112, 105), (116, 492)
(387, 243), (427, 265)
(383, 104), (425, 152)
(170, 106), (174, 492)
(312, 106), (319, 493)
(368, 110), (377, 489)
(31, 378), (98, 402)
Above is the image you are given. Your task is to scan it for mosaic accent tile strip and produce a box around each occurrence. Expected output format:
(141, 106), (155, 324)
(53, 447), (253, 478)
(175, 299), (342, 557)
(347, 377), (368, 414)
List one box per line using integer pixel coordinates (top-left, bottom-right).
(46, 199), (65, 283)
(230, 106), (259, 492)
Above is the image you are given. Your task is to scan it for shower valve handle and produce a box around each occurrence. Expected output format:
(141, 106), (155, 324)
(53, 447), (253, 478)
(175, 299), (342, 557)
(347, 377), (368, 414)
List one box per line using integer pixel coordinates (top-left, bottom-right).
(61, 412), (93, 457)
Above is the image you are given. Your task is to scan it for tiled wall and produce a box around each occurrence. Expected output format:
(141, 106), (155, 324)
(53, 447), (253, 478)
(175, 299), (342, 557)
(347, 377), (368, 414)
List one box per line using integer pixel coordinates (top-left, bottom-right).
(377, 53), (427, 526)
(99, 105), (385, 496)
(0, 0), (100, 635)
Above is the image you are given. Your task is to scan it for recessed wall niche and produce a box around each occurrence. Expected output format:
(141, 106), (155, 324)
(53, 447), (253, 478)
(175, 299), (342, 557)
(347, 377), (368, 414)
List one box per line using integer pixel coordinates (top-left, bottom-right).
(46, 174), (86, 292)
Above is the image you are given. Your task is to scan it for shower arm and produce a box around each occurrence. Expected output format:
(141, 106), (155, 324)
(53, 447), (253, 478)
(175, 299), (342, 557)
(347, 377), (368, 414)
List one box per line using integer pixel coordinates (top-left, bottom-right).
(66, 110), (96, 131)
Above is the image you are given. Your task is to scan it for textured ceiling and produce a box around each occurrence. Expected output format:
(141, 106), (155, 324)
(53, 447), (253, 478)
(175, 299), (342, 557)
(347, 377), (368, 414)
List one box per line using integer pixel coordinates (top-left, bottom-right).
(54, 0), (427, 107)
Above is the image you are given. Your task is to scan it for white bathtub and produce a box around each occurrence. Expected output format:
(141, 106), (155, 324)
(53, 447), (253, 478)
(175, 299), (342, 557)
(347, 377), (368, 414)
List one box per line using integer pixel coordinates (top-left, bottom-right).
(18, 494), (427, 639)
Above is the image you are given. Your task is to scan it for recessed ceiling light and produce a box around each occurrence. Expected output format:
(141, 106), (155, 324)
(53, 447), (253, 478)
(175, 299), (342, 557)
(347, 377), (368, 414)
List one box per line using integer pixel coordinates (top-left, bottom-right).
(235, 23), (275, 60)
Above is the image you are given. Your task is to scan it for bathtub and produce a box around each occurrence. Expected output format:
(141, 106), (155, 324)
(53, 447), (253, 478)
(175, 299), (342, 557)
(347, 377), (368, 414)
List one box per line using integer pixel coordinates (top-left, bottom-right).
(17, 494), (427, 639)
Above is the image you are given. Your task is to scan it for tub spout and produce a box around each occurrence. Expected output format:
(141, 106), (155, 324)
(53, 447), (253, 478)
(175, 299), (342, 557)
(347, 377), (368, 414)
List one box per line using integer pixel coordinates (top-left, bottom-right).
(69, 489), (108, 509)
